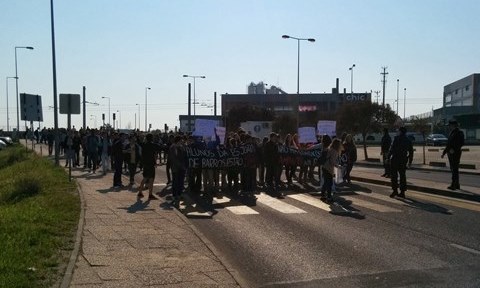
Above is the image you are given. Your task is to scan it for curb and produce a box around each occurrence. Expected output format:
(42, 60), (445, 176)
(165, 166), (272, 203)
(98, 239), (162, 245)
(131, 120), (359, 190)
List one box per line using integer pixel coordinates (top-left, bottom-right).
(355, 161), (480, 176)
(59, 178), (86, 288)
(173, 200), (249, 288)
(350, 175), (480, 203)
(123, 174), (248, 287)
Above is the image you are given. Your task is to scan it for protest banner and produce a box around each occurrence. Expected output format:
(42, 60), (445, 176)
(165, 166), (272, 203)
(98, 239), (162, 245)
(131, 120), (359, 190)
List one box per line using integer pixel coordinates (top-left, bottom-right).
(317, 120), (336, 137)
(185, 143), (257, 169)
(298, 127), (317, 144)
(193, 119), (217, 137)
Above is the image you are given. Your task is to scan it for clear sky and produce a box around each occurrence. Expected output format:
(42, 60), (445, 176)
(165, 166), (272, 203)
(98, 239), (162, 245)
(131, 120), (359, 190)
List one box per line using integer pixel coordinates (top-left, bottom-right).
(1, 0), (479, 131)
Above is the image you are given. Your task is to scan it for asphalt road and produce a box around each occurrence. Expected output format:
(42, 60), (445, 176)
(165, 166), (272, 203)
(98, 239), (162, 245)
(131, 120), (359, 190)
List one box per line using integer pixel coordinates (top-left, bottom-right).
(128, 163), (480, 287)
(187, 182), (480, 288)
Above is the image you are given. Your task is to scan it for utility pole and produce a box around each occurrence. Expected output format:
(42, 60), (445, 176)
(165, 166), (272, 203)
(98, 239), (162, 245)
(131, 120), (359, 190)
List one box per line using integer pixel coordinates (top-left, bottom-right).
(381, 67), (388, 107)
(374, 90), (381, 104)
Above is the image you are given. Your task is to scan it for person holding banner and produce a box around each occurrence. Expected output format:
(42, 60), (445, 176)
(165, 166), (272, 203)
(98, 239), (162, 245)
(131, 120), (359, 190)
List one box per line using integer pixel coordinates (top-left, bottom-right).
(321, 138), (342, 203)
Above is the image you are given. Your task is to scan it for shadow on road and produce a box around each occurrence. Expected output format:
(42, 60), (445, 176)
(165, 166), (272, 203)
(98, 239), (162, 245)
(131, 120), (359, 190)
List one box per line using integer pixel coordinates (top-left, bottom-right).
(118, 199), (155, 213)
(397, 197), (452, 215)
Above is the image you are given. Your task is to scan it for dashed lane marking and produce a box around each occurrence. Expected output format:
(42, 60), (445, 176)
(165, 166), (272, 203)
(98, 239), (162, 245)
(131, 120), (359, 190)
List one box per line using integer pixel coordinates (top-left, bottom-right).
(343, 196), (402, 213)
(213, 196), (259, 215)
(449, 243), (480, 256)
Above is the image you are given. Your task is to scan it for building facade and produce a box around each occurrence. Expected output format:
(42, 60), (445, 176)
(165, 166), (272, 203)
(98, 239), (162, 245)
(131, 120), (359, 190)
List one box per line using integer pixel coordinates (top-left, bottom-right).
(430, 73), (480, 141)
(222, 79), (371, 127)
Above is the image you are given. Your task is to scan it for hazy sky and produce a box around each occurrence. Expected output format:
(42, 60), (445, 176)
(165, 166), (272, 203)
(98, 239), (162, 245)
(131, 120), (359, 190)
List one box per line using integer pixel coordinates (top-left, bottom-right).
(1, 0), (479, 131)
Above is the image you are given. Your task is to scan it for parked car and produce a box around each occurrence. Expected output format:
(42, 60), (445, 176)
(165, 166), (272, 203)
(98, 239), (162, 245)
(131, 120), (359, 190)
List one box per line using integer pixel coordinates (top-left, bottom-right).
(0, 136), (13, 145)
(0, 139), (6, 150)
(426, 134), (448, 146)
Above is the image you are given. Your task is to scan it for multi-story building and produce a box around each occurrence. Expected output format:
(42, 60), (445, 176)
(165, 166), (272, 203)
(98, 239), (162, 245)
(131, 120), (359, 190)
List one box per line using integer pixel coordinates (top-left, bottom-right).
(222, 79), (371, 127)
(431, 73), (480, 141)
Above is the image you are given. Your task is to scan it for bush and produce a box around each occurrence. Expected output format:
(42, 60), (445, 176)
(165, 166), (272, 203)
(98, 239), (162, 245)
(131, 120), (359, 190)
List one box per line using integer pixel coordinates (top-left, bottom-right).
(6, 177), (41, 203)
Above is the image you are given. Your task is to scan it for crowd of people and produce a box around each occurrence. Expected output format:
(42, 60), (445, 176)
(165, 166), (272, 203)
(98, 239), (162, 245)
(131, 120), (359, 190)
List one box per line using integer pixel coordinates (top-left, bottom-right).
(30, 126), (361, 206)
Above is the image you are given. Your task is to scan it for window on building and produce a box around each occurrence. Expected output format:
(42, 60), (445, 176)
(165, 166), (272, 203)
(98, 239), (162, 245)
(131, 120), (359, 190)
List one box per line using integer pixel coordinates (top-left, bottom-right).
(455, 89), (458, 94)
(445, 94), (452, 102)
(465, 85), (470, 91)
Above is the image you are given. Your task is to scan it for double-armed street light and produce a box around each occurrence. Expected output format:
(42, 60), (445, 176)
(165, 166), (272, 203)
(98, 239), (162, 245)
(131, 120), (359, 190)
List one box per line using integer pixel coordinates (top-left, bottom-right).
(145, 87), (150, 131)
(101, 96), (111, 126)
(183, 75), (205, 116)
(15, 46), (34, 132)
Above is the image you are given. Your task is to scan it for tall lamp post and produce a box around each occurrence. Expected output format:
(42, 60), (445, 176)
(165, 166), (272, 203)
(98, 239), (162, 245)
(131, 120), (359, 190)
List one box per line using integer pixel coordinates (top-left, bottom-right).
(183, 75), (205, 116)
(6, 76), (18, 131)
(281, 35), (315, 128)
(102, 96), (111, 126)
(144, 87), (150, 131)
(396, 79), (399, 115)
(15, 46), (34, 132)
(349, 64), (356, 94)
(403, 88), (407, 119)
(136, 103), (140, 130)
(116, 110), (121, 129)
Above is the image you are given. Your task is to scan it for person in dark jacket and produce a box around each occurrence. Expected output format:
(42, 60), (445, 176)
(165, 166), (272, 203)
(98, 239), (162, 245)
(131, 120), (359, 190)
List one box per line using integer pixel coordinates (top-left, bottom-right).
(381, 128), (392, 178)
(388, 127), (414, 198)
(112, 133), (124, 188)
(442, 120), (465, 190)
(169, 135), (187, 208)
(264, 133), (281, 196)
(137, 133), (163, 200)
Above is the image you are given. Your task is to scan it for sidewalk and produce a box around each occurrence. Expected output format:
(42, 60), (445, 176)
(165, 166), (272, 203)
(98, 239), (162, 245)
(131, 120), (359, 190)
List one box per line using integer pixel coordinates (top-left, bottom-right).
(351, 165), (480, 202)
(26, 141), (242, 288)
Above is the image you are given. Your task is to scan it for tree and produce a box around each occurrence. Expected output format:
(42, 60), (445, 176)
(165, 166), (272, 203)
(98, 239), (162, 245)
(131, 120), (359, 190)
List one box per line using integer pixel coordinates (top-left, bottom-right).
(272, 114), (297, 137)
(411, 116), (430, 164)
(337, 102), (397, 159)
(225, 105), (275, 132)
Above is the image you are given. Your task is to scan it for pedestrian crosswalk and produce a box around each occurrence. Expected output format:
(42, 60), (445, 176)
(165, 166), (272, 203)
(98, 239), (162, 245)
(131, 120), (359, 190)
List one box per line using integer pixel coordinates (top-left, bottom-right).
(152, 181), (480, 216)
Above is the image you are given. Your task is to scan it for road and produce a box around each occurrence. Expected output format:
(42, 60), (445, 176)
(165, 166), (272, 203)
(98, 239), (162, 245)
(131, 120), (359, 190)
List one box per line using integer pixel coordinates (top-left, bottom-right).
(139, 164), (480, 288)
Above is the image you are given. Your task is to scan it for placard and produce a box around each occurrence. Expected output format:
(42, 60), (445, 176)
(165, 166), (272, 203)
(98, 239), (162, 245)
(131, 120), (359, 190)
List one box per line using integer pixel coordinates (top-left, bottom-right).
(298, 127), (317, 144)
(193, 119), (217, 137)
(317, 120), (336, 137)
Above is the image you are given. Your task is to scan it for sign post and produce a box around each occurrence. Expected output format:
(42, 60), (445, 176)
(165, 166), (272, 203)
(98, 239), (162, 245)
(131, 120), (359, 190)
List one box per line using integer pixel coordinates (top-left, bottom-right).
(20, 93), (43, 152)
(59, 94), (80, 181)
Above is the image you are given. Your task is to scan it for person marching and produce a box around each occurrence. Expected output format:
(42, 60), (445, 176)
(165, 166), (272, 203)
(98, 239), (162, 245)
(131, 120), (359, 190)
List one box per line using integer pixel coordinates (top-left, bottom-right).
(381, 128), (392, 178)
(441, 119), (465, 190)
(388, 127), (414, 198)
(137, 133), (163, 200)
(168, 135), (187, 208)
(320, 138), (342, 203)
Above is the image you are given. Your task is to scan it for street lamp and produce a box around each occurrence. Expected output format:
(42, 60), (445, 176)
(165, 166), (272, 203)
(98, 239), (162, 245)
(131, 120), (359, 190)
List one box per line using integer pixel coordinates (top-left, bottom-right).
(136, 103), (140, 130)
(116, 110), (121, 129)
(403, 88), (407, 119)
(145, 87), (150, 131)
(102, 96), (111, 126)
(183, 75), (206, 116)
(396, 79), (400, 115)
(15, 46), (34, 132)
(5, 77), (18, 131)
(281, 35), (315, 128)
(349, 64), (356, 94)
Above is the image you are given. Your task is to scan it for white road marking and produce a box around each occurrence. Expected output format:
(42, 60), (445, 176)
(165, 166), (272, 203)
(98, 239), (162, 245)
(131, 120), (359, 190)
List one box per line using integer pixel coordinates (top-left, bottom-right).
(257, 193), (307, 214)
(343, 196), (402, 212)
(356, 192), (403, 205)
(288, 194), (332, 212)
(449, 243), (480, 256)
(213, 196), (259, 215)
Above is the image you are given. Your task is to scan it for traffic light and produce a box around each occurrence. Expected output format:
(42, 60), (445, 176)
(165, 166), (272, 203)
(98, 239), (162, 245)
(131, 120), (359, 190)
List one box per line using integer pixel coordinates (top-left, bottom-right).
(113, 113), (116, 120)
(102, 113), (105, 121)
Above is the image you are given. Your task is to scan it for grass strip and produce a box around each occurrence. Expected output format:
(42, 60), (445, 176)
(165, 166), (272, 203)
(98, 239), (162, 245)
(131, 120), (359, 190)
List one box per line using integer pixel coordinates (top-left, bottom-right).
(0, 145), (80, 288)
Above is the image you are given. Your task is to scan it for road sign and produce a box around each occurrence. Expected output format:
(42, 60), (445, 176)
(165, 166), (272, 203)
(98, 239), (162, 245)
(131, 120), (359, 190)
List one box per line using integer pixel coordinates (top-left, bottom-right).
(59, 94), (81, 114)
(20, 93), (43, 122)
